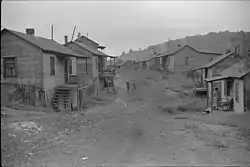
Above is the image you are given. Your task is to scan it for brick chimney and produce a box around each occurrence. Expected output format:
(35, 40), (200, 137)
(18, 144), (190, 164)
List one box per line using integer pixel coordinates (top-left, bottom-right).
(26, 28), (35, 35)
(64, 36), (68, 44)
(77, 33), (81, 39)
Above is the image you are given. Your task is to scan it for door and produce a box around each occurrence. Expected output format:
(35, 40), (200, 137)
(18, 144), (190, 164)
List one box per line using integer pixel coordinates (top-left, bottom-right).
(64, 59), (69, 84)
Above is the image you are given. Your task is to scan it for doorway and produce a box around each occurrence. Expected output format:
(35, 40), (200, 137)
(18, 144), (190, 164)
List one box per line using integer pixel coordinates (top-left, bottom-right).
(64, 59), (69, 84)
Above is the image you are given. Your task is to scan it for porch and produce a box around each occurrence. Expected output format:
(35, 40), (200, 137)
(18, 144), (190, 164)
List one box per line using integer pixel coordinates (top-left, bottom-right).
(98, 55), (116, 89)
(205, 76), (244, 113)
(192, 67), (210, 95)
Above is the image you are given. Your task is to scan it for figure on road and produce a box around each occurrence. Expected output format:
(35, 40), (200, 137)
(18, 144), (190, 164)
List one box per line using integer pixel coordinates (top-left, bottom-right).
(126, 80), (130, 92)
(213, 87), (220, 110)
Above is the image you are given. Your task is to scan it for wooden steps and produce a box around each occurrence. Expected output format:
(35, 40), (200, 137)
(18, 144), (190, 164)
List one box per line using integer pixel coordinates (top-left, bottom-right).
(52, 86), (72, 112)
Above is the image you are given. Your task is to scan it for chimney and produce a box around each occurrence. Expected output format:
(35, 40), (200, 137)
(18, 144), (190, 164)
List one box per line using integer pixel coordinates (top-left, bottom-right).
(64, 36), (68, 44)
(26, 28), (35, 35)
(77, 33), (81, 39)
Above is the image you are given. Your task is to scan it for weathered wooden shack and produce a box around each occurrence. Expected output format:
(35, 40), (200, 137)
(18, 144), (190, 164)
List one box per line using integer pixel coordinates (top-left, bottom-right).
(205, 60), (250, 113)
(192, 52), (242, 94)
(158, 45), (222, 72)
(1, 28), (89, 111)
(65, 38), (116, 94)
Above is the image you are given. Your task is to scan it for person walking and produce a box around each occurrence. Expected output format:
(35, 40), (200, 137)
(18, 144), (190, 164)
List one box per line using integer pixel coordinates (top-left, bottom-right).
(132, 80), (136, 90)
(126, 80), (130, 92)
(213, 87), (221, 110)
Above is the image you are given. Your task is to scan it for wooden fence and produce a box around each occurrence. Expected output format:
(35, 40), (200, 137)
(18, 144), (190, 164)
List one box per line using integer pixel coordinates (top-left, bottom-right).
(9, 83), (45, 106)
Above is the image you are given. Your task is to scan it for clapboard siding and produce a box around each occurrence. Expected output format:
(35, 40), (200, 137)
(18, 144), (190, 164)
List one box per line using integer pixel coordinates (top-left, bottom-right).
(42, 53), (65, 100)
(1, 31), (43, 87)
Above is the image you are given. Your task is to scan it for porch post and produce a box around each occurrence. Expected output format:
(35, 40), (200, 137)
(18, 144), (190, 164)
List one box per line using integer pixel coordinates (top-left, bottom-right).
(76, 57), (79, 110)
(211, 82), (214, 113)
(193, 70), (195, 90)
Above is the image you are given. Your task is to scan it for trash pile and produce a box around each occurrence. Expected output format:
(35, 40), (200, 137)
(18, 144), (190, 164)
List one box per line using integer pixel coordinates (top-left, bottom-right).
(8, 121), (43, 135)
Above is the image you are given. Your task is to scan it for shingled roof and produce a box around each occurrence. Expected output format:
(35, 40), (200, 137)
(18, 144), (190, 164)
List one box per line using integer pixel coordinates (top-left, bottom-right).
(192, 52), (234, 71)
(1, 28), (87, 58)
(205, 60), (250, 82)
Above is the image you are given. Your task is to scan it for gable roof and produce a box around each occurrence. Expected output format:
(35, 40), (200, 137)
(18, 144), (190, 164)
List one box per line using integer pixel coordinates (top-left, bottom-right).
(159, 45), (222, 58)
(1, 28), (86, 58)
(75, 35), (99, 46)
(192, 52), (234, 71)
(69, 41), (114, 58)
(136, 51), (154, 63)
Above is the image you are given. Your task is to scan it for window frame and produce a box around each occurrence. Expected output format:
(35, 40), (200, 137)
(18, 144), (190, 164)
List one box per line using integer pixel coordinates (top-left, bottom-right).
(50, 56), (55, 76)
(3, 56), (17, 78)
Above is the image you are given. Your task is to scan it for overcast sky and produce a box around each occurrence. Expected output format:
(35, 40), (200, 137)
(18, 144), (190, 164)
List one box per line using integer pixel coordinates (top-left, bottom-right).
(2, 1), (250, 56)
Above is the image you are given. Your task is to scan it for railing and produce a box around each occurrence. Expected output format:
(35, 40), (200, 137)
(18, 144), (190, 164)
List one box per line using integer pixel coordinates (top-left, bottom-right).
(99, 68), (116, 78)
(69, 75), (77, 84)
(194, 81), (207, 88)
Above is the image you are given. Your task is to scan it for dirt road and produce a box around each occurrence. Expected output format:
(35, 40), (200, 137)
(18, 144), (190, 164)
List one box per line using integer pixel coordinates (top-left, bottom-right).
(2, 70), (250, 166)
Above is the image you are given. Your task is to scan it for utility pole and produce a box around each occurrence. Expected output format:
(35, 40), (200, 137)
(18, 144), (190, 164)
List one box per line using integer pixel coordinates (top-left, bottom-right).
(51, 25), (54, 40)
(71, 25), (76, 41)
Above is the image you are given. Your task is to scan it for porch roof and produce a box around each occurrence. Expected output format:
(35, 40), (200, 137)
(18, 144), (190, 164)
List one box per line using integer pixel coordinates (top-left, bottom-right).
(204, 76), (232, 82)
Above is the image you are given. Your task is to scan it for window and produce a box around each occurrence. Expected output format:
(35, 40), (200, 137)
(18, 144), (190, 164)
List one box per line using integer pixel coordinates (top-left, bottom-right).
(50, 56), (55, 76)
(3, 57), (17, 77)
(235, 80), (239, 102)
(69, 60), (72, 75)
(185, 57), (189, 65)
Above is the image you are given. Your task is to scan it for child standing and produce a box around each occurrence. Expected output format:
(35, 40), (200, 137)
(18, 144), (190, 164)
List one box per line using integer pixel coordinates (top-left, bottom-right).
(126, 80), (130, 92)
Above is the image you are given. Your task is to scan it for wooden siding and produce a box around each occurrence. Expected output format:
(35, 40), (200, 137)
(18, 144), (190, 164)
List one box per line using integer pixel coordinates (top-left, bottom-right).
(172, 46), (219, 71)
(43, 53), (65, 100)
(65, 42), (94, 78)
(211, 54), (242, 77)
(1, 31), (43, 87)
(244, 73), (250, 110)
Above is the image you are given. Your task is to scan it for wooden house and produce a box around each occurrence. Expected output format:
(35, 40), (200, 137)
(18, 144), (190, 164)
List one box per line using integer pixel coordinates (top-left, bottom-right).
(1, 28), (89, 111)
(134, 52), (154, 70)
(205, 60), (250, 113)
(64, 37), (116, 94)
(192, 52), (242, 94)
(158, 45), (222, 72)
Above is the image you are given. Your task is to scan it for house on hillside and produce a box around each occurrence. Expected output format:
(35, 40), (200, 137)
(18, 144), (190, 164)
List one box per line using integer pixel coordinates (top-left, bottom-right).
(1, 28), (89, 111)
(149, 52), (162, 70)
(64, 36), (116, 95)
(158, 44), (222, 72)
(230, 31), (250, 59)
(192, 52), (243, 94)
(205, 60), (250, 113)
(134, 52), (154, 70)
(115, 60), (134, 69)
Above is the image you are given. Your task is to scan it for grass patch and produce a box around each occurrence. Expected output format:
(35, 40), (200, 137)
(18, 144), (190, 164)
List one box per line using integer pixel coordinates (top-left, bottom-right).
(184, 123), (229, 149)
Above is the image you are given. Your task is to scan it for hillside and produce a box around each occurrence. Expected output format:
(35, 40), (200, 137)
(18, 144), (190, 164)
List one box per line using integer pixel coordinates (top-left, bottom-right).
(118, 30), (250, 62)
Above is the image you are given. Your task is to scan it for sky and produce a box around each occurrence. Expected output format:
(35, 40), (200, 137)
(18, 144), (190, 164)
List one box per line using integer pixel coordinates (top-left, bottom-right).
(1, 1), (250, 56)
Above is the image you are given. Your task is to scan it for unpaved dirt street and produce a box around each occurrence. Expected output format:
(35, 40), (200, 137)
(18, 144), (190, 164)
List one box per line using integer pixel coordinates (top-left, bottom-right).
(2, 69), (250, 166)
